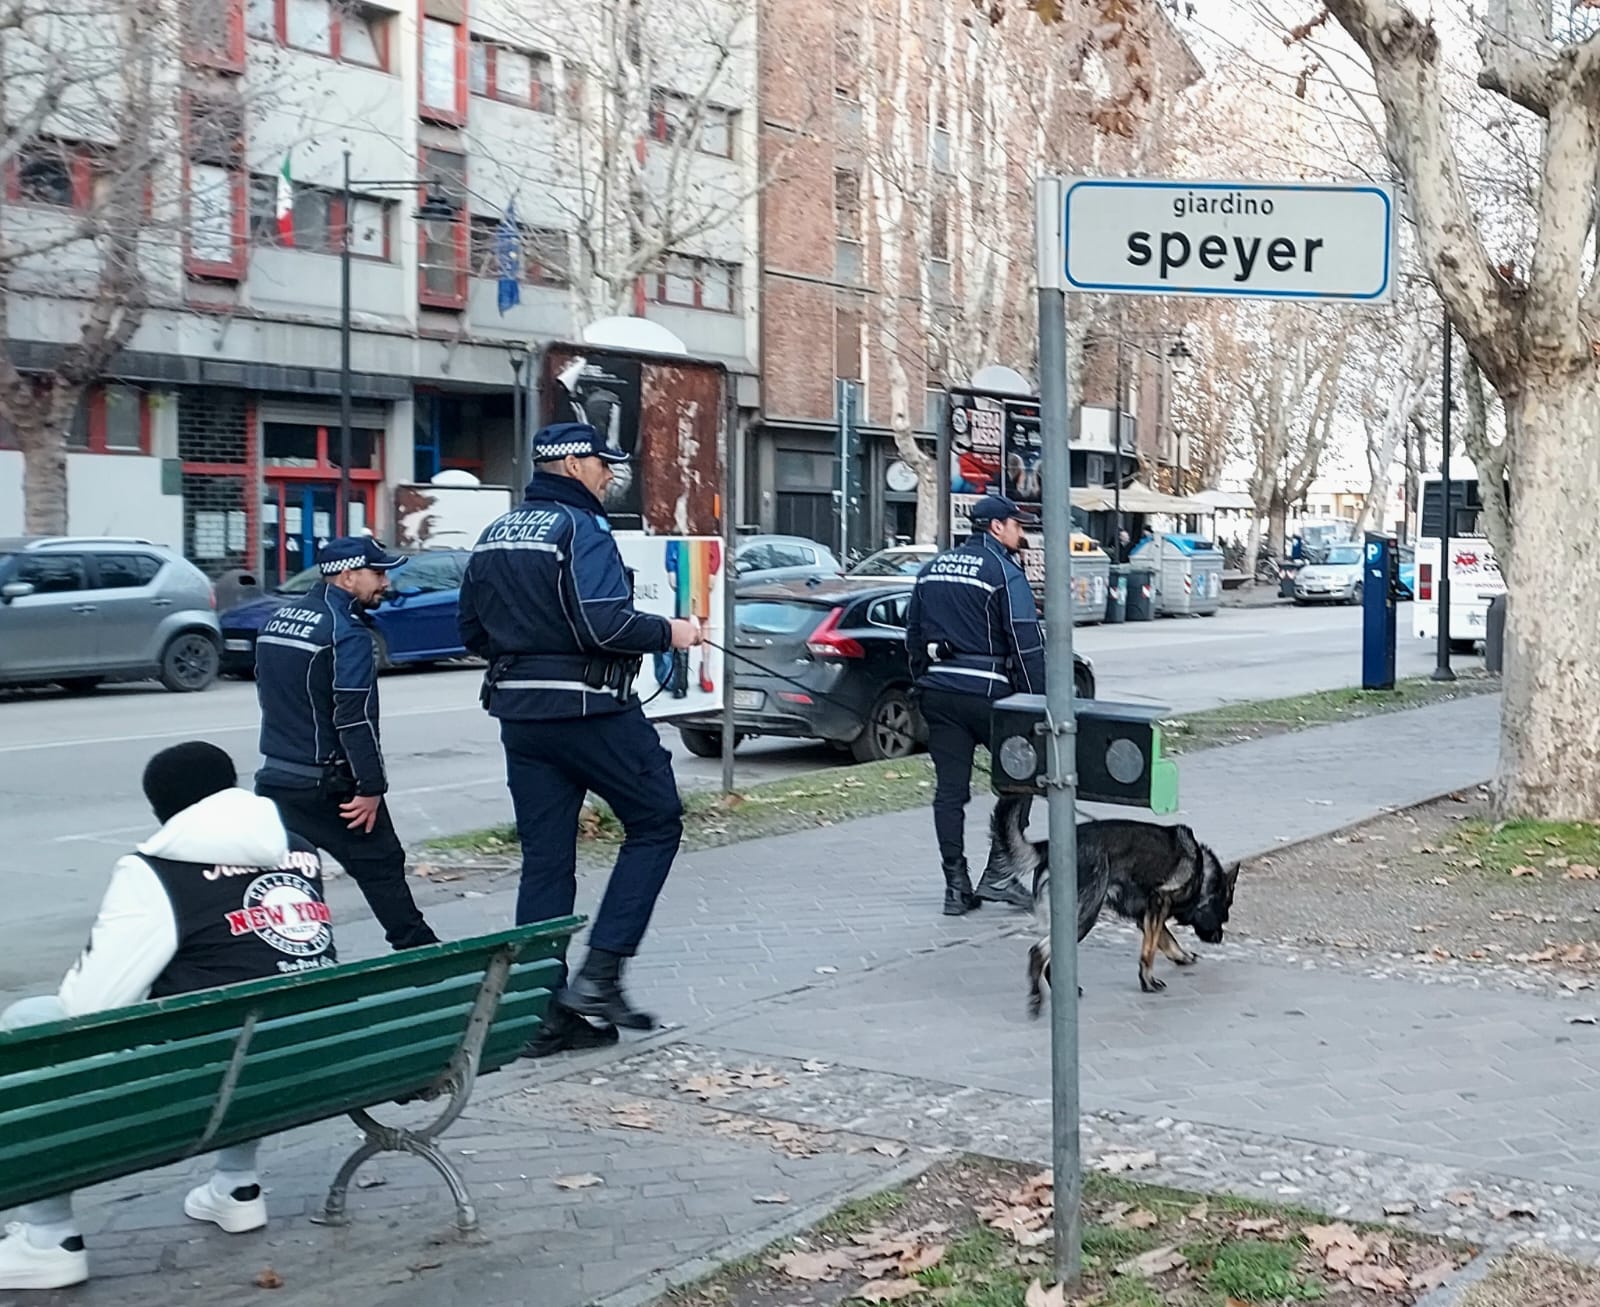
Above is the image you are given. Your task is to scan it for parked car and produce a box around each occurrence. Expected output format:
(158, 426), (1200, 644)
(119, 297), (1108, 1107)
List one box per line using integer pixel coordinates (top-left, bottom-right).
(848, 544), (937, 577)
(1293, 542), (1365, 605)
(0, 536), (221, 693)
(675, 578), (1094, 762)
(733, 535), (842, 583)
(220, 549), (474, 676)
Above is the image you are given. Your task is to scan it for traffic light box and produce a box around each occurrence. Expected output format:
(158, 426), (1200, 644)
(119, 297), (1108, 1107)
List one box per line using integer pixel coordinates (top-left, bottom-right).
(989, 695), (1179, 814)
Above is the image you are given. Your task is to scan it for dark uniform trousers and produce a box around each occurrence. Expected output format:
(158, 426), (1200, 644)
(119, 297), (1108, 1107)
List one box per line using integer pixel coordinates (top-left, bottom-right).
(256, 784), (437, 950)
(918, 688), (1000, 863)
(500, 706), (684, 954)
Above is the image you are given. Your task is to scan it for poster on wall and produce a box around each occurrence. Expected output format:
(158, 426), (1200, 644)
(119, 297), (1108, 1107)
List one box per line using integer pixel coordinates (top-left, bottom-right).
(549, 352), (645, 529)
(947, 393), (1004, 496)
(616, 534), (727, 721)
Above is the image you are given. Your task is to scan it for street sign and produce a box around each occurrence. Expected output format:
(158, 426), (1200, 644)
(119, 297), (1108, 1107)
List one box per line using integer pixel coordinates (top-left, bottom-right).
(1061, 178), (1395, 302)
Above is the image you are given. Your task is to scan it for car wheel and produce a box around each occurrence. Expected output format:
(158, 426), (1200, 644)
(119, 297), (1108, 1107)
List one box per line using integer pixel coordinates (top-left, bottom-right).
(1351, 582), (1364, 606)
(160, 631), (219, 692)
(852, 687), (918, 763)
(1074, 666), (1095, 701)
(679, 726), (742, 758)
(371, 630), (393, 672)
(57, 677), (103, 694)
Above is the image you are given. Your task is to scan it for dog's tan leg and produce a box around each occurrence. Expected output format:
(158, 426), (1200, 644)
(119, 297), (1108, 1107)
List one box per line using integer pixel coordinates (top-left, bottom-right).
(1158, 924), (1197, 966)
(1138, 915), (1165, 992)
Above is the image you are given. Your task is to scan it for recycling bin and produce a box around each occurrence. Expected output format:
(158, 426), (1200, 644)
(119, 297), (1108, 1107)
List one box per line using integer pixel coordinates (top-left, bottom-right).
(1104, 566), (1128, 624)
(1130, 533), (1224, 617)
(1124, 567), (1156, 621)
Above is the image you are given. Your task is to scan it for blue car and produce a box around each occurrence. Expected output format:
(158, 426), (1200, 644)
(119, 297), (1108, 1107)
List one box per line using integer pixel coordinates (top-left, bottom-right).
(219, 549), (474, 676)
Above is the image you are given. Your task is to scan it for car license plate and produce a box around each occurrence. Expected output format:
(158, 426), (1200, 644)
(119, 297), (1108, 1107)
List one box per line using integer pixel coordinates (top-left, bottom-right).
(734, 688), (764, 710)
(225, 638), (252, 652)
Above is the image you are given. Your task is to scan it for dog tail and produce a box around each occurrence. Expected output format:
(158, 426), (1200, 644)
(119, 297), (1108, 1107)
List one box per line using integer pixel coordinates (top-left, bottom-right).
(989, 795), (1034, 877)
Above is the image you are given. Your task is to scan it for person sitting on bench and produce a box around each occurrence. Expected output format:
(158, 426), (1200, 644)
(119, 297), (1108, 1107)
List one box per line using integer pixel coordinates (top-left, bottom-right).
(0, 741), (338, 1291)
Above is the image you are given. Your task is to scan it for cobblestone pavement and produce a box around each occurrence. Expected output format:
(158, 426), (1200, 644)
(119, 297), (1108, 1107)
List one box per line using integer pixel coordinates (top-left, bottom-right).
(6, 694), (1542, 1307)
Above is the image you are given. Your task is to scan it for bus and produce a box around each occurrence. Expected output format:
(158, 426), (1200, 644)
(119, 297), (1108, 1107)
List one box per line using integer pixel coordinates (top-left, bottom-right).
(1412, 458), (1505, 648)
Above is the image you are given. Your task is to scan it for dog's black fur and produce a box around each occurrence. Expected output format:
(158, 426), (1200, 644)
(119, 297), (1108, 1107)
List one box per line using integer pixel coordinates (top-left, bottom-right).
(985, 796), (1239, 1009)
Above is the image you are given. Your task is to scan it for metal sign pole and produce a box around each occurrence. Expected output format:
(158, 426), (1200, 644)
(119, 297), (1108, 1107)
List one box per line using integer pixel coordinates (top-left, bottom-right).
(1034, 175), (1082, 1287)
(1431, 317), (1456, 682)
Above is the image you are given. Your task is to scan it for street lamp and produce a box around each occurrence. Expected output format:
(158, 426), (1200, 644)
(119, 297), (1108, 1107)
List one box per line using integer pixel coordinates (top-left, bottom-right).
(1104, 327), (1192, 558)
(508, 345), (534, 493)
(338, 149), (461, 535)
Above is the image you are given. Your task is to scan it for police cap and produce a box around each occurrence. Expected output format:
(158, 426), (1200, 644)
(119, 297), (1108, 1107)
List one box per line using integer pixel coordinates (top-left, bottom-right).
(969, 494), (1040, 527)
(531, 421), (629, 465)
(318, 536), (407, 575)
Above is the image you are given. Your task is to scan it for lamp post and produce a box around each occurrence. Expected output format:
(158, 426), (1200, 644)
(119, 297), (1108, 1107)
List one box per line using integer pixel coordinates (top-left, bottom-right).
(509, 346), (531, 493)
(1432, 318), (1456, 683)
(338, 148), (465, 534)
(1096, 327), (1193, 559)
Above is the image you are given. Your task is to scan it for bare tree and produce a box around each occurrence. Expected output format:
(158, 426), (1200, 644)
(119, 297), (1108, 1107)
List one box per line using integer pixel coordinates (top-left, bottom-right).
(466, 0), (772, 330)
(0, 0), (171, 534)
(1356, 310), (1435, 531)
(1306, 0), (1600, 818)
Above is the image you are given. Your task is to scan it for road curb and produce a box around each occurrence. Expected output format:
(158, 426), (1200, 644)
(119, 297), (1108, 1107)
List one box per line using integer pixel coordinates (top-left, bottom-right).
(587, 1153), (938, 1307)
(1413, 1250), (1498, 1307)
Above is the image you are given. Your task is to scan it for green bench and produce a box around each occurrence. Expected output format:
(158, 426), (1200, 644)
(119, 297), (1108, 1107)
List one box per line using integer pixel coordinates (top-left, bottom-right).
(0, 916), (582, 1235)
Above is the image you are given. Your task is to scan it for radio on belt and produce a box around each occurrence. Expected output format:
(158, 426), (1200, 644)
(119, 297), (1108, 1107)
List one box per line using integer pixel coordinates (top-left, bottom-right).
(989, 694), (1179, 814)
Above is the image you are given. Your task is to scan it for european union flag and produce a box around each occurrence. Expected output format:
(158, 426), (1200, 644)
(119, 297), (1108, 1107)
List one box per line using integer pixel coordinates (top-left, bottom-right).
(496, 200), (520, 315)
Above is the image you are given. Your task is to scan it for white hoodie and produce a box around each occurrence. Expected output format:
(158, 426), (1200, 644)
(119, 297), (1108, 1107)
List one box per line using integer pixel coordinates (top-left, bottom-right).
(57, 789), (291, 1016)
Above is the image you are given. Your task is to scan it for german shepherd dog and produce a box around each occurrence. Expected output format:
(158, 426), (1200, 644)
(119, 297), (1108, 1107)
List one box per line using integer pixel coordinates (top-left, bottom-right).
(986, 797), (1239, 1008)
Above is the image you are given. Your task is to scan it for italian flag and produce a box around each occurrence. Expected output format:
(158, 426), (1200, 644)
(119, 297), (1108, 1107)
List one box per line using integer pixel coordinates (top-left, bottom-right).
(275, 154), (293, 243)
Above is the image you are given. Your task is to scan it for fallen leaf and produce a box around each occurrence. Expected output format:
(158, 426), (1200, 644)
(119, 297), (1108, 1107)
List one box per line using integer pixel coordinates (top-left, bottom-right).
(1304, 1222), (1369, 1274)
(873, 1141), (909, 1158)
(770, 1249), (858, 1281)
(676, 1073), (737, 1101)
(1025, 1281), (1067, 1307)
(1233, 1217), (1287, 1237)
(610, 1103), (658, 1130)
(1094, 1149), (1157, 1173)
(1510, 865), (1541, 878)
(254, 1268), (284, 1290)
(1348, 1263), (1409, 1293)
(554, 1173), (604, 1190)
(1186, 1202), (1210, 1221)
(1410, 1260), (1457, 1292)
(409, 1260), (443, 1274)
(899, 1243), (945, 1274)
(1571, 1014), (1598, 1025)
(355, 1175), (387, 1189)
(1117, 1208), (1159, 1230)
(1382, 1199), (1416, 1216)
(1115, 1245), (1187, 1277)
(1569, 864), (1600, 880)
(1488, 1200), (1538, 1221)
(753, 1192), (790, 1205)
(732, 1065), (790, 1090)
(802, 1058), (831, 1072)
(854, 1281), (923, 1303)
(1445, 1189), (1477, 1208)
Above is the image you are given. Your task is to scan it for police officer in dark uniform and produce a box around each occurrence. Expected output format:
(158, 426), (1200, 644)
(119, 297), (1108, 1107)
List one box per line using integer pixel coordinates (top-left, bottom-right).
(254, 536), (439, 950)
(457, 422), (701, 1057)
(905, 494), (1045, 915)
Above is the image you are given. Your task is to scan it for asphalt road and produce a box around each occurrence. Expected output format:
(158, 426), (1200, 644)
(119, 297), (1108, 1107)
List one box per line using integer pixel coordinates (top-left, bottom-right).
(0, 601), (1477, 997)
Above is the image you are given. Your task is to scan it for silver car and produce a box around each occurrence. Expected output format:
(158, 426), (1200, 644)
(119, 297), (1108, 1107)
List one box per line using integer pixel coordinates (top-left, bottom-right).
(1293, 542), (1365, 605)
(733, 535), (843, 583)
(0, 537), (222, 692)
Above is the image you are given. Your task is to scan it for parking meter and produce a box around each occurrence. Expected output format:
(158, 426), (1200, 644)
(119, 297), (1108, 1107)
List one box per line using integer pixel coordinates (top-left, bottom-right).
(1362, 531), (1398, 691)
(990, 696), (1179, 814)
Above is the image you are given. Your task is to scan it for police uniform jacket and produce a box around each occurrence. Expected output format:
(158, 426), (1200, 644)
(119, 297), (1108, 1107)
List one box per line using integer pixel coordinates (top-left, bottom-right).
(458, 471), (672, 720)
(254, 582), (387, 795)
(905, 533), (1045, 699)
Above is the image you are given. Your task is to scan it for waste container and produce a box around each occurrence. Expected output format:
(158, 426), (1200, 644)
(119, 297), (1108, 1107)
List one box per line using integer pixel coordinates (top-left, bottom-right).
(1130, 533), (1224, 617)
(1485, 593), (1507, 674)
(1070, 536), (1111, 625)
(1278, 559), (1306, 599)
(211, 568), (261, 615)
(1104, 566), (1128, 624)
(1125, 568), (1156, 621)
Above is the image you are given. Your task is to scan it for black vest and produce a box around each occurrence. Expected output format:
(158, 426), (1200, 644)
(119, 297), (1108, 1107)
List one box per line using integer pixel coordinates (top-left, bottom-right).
(142, 832), (337, 999)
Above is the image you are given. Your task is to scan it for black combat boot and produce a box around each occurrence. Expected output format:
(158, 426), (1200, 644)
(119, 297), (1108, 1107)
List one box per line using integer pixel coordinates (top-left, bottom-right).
(521, 1006), (620, 1059)
(558, 947), (656, 1031)
(942, 855), (982, 916)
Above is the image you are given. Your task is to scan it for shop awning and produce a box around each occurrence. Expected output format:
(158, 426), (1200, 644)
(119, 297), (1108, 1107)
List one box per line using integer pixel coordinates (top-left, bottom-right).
(1071, 481), (1212, 514)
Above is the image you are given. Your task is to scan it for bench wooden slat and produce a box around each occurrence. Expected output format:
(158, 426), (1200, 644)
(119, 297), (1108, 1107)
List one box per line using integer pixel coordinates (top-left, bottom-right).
(0, 919), (580, 1213)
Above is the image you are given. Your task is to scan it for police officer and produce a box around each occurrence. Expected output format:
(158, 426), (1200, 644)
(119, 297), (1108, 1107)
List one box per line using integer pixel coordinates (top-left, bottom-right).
(905, 494), (1045, 915)
(254, 536), (439, 950)
(457, 422), (700, 1057)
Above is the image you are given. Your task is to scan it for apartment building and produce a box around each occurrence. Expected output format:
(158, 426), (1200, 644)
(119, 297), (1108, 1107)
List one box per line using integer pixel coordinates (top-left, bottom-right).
(0, 0), (758, 582)
(753, 0), (1202, 550)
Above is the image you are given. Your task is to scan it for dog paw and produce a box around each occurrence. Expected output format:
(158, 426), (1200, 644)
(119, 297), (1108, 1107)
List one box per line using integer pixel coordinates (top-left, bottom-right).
(1140, 973), (1166, 993)
(1174, 952), (1198, 967)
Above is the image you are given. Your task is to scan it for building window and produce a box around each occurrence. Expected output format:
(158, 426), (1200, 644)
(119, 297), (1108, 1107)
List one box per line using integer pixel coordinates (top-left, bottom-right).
(930, 193), (950, 261)
(248, 177), (390, 258)
(418, 147), (468, 307)
(420, 15), (467, 123)
(262, 0), (388, 66)
(66, 385), (151, 455)
(646, 254), (738, 313)
(469, 36), (555, 110)
(5, 139), (101, 210)
(184, 93), (247, 279)
(468, 216), (568, 286)
(929, 102), (952, 174)
(185, 0), (246, 71)
(649, 90), (736, 159)
(835, 298), (863, 382)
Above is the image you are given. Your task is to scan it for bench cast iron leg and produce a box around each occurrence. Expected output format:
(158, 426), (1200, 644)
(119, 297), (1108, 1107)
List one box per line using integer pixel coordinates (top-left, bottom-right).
(315, 1132), (384, 1227)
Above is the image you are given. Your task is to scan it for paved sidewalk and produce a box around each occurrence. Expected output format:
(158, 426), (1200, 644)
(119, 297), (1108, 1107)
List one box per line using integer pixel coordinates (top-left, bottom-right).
(6, 694), (1532, 1307)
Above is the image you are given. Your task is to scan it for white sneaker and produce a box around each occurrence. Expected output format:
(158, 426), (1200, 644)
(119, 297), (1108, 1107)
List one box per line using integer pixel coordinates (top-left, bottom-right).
(0, 1221), (89, 1290)
(183, 1179), (267, 1234)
